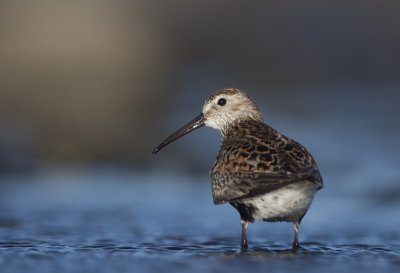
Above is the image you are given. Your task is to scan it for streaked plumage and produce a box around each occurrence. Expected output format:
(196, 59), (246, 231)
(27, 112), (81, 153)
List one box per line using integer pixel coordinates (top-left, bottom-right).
(152, 88), (323, 250)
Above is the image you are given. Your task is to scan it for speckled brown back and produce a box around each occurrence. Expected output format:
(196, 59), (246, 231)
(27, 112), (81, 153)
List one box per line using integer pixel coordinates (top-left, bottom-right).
(211, 119), (323, 204)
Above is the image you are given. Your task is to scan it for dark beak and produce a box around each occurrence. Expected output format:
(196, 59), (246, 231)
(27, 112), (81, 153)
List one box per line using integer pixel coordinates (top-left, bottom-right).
(152, 113), (205, 154)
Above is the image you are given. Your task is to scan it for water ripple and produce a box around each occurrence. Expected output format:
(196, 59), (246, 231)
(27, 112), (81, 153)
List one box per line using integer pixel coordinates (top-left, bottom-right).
(1, 240), (399, 257)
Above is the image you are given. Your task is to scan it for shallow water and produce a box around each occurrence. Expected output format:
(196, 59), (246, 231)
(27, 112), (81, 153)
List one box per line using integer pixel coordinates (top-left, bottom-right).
(1, 241), (399, 273)
(0, 170), (399, 273)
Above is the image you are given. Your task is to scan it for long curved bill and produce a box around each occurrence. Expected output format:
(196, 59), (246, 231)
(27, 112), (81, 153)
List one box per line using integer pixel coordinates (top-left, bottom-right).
(152, 113), (205, 154)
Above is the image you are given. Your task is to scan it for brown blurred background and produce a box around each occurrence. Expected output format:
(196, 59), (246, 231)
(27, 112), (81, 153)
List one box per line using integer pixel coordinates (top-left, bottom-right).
(0, 0), (399, 174)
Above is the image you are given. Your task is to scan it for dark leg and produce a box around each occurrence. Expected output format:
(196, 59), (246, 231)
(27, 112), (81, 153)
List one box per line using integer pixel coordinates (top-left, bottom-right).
(241, 220), (249, 249)
(292, 221), (299, 250)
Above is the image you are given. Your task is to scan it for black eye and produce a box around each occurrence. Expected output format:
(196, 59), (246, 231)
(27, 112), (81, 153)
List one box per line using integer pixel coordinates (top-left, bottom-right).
(217, 98), (227, 106)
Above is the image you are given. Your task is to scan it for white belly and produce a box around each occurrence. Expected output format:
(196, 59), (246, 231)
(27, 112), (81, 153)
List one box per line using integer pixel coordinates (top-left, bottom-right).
(242, 181), (319, 222)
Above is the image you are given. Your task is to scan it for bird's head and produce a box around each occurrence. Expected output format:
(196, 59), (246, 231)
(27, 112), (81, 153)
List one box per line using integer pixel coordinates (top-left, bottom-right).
(152, 88), (262, 154)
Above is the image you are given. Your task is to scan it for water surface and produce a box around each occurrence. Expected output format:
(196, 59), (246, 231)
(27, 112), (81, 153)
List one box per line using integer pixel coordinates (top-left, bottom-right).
(0, 170), (399, 273)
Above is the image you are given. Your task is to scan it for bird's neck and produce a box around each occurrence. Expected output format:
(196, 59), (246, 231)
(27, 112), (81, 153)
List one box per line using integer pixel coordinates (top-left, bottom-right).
(220, 118), (262, 137)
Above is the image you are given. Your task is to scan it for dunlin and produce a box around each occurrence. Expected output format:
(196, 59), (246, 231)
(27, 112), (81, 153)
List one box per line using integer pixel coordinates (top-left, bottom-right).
(152, 88), (323, 250)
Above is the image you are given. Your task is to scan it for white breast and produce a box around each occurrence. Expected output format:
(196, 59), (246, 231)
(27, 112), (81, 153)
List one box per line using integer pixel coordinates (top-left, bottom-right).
(242, 181), (319, 222)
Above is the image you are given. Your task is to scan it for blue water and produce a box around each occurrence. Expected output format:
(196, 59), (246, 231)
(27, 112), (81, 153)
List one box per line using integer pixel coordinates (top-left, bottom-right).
(0, 169), (399, 273)
(1, 86), (400, 272)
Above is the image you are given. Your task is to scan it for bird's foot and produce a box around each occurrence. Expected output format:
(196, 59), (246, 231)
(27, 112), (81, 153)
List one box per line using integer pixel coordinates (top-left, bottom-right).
(292, 241), (300, 253)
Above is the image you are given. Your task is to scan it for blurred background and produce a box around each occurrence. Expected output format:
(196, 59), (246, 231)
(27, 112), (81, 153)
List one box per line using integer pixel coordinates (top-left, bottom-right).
(0, 1), (400, 271)
(0, 0), (399, 172)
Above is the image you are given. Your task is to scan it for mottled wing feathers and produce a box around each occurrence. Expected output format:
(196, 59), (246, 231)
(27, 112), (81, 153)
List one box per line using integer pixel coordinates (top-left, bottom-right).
(211, 120), (323, 204)
(212, 171), (315, 204)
